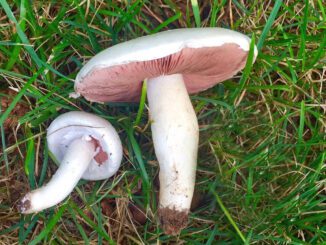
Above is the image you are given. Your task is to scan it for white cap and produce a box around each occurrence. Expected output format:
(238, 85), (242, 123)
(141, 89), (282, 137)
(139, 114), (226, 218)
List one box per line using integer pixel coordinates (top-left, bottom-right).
(47, 111), (123, 180)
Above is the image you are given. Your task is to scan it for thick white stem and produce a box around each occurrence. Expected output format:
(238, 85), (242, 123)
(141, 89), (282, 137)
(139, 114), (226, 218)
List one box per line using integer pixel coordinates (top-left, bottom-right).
(19, 137), (95, 213)
(147, 74), (199, 215)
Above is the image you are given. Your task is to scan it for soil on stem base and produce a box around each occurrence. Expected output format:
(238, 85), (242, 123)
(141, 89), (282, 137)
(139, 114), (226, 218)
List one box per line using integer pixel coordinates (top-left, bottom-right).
(158, 207), (188, 235)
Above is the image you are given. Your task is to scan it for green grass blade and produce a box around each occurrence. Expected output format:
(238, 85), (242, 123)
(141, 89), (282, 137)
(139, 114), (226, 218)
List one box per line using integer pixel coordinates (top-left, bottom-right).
(134, 80), (147, 127)
(296, 101), (306, 161)
(257, 0), (283, 51)
(127, 129), (150, 188)
(317, 0), (326, 20)
(211, 190), (246, 242)
(5, 0), (26, 70)
(232, 0), (249, 15)
(24, 127), (35, 189)
(210, 0), (228, 27)
(230, 34), (256, 103)
(205, 225), (218, 245)
(245, 230), (253, 245)
(298, 0), (309, 71)
(98, 204), (103, 245)
(152, 12), (182, 33)
(0, 103), (9, 173)
(38, 140), (49, 186)
(245, 167), (254, 207)
(190, 0), (201, 27)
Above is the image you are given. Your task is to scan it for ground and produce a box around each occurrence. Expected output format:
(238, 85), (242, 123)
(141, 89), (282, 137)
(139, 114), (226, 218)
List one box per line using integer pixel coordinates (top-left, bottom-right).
(0, 0), (325, 244)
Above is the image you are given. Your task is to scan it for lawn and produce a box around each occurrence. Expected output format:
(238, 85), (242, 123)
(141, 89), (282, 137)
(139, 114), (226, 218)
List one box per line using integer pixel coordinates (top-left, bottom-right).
(0, 0), (325, 244)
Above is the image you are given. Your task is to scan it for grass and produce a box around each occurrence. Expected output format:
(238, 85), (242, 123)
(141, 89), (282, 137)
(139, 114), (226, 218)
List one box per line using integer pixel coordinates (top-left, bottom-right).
(0, 0), (325, 244)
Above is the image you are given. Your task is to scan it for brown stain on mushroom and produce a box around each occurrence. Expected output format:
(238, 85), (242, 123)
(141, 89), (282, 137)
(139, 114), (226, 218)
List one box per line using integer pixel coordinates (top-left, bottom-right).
(90, 136), (109, 165)
(77, 44), (249, 102)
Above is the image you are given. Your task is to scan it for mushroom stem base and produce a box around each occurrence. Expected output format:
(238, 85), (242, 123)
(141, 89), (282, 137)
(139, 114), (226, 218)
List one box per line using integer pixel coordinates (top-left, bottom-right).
(158, 207), (189, 235)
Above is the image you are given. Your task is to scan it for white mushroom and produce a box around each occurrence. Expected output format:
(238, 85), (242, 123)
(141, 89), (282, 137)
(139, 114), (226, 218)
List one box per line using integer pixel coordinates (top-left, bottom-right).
(74, 28), (257, 234)
(19, 111), (123, 213)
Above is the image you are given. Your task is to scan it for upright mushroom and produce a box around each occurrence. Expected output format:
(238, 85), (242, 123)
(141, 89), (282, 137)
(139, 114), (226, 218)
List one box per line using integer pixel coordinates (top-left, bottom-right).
(19, 111), (123, 213)
(74, 28), (257, 235)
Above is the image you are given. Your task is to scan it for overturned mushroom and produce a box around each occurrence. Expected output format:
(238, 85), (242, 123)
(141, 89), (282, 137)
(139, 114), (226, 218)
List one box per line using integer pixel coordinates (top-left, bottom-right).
(19, 111), (123, 213)
(74, 28), (257, 235)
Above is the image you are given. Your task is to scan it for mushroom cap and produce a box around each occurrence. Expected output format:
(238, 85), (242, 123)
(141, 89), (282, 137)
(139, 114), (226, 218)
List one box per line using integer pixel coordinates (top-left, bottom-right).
(47, 111), (123, 181)
(75, 28), (257, 102)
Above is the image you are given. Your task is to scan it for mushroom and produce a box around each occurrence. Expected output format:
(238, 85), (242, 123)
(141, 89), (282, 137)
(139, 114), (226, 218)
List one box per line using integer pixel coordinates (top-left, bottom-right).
(73, 28), (257, 235)
(19, 111), (123, 213)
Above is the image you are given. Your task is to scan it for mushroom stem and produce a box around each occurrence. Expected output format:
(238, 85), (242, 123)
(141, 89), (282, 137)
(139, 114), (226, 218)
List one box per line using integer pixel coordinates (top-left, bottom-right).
(18, 136), (96, 214)
(147, 74), (199, 235)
